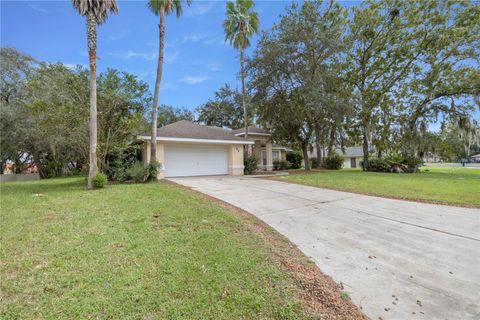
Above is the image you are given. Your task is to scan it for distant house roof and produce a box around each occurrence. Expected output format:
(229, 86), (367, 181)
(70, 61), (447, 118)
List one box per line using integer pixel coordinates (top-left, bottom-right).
(336, 146), (364, 157)
(231, 126), (271, 136)
(137, 120), (253, 145)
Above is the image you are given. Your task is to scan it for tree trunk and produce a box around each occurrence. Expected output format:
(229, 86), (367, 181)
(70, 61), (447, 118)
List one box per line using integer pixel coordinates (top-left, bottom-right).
(362, 125), (369, 171)
(316, 141), (322, 168)
(327, 125), (336, 155)
(150, 7), (165, 174)
(86, 12), (98, 189)
(240, 47), (249, 153)
(302, 142), (310, 171)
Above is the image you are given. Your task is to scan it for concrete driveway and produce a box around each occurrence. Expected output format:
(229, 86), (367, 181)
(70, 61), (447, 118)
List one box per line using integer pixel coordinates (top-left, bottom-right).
(170, 176), (480, 320)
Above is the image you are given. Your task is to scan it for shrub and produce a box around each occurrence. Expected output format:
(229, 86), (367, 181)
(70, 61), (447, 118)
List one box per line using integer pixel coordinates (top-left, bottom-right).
(105, 144), (142, 181)
(92, 173), (108, 189)
(364, 154), (423, 173)
(109, 158), (127, 182)
(279, 160), (288, 170)
(286, 152), (303, 169)
(126, 162), (149, 183)
(273, 160), (288, 171)
(402, 155), (423, 172)
(324, 151), (343, 170)
(365, 158), (389, 172)
(273, 160), (281, 170)
(310, 157), (319, 169)
(244, 154), (258, 175)
(147, 160), (161, 181)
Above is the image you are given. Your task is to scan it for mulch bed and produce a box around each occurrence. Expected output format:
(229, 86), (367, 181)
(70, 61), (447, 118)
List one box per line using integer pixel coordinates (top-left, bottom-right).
(168, 180), (366, 320)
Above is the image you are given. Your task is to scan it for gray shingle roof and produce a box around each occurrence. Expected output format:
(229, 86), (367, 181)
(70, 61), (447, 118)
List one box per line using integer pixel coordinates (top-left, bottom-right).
(336, 146), (364, 157)
(142, 120), (246, 142)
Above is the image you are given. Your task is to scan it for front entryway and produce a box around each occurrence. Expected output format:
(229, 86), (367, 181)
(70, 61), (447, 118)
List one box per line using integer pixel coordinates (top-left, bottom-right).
(350, 157), (357, 168)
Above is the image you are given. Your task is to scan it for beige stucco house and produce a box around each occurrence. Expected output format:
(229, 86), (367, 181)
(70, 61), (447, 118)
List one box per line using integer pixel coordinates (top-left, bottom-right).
(138, 120), (253, 178)
(231, 127), (287, 171)
(137, 121), (288, 178)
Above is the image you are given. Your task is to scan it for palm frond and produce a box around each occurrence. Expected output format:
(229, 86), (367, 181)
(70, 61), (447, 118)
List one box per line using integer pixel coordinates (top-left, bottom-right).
(71, 0), (118, 24)
(147, 0), (191, 17)
(223, 0), (259, 49)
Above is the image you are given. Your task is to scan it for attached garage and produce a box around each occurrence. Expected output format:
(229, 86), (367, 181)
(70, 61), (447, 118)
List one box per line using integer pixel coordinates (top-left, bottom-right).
(164, 144), (228, 177)
(138, 120), (253, 179)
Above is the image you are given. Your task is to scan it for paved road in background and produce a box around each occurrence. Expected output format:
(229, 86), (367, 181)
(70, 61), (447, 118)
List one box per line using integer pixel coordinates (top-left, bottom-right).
(425, 163), (480, 168)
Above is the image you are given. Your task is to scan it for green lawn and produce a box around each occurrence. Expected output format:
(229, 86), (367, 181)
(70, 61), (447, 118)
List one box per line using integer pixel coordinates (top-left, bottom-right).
(275, 167), (480, 207)
(0, 177), (307, 319)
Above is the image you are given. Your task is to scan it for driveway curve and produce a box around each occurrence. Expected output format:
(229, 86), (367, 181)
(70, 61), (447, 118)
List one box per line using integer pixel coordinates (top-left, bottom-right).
(170, 176), (480, 320)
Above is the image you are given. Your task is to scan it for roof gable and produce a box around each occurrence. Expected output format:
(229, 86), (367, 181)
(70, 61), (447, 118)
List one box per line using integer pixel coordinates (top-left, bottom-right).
(231, 126), (271, 136)
(142, 120), (247, 142)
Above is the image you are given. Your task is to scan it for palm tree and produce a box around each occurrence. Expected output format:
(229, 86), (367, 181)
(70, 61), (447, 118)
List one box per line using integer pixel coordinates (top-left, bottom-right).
(223, 0), (258, 142)
(71, 0), (118, 189)
(147, 0), (191, 173)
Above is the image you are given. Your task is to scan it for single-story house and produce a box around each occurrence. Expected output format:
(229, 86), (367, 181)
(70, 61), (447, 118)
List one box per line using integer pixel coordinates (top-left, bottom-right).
(137, 121), (288, 178)
(469, 154), (480, 163)
(309, 146), (364, 168)
(137, 120), (255, 178)
(231, 127), (287, 170)
(336, 146), (364, 168)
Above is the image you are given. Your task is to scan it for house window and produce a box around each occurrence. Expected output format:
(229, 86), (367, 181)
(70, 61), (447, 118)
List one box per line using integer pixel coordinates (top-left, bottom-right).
(273, 150), (280, 161)
(261, 150), (281, 166)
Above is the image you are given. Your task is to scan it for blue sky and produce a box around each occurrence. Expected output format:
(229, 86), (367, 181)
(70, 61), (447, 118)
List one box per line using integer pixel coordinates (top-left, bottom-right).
(1, 0), (317, 110)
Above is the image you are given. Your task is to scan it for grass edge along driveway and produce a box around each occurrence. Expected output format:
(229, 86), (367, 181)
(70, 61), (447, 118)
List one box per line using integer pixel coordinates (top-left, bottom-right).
(0, 177), (364, 320)
(272, 167), (480, 207)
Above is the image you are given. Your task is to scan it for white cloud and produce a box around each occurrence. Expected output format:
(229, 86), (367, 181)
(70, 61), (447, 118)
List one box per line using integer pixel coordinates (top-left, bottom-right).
(27, 1), (47, 13)
(182, 32), (210, 44)
(110, 50), (179, 63)
(182, 32), (225, 46)
(186, 2), (215, 16)
(203, 36), (225, 46)
(178, 75), (210, 84)
(161, 82), (178, 91)
(108, 30), (128, 41)
(147, 41), (176, 48)
(165, 50), (179, 63)
(207, 63), (221, 71)
(111, 50), (157, 60)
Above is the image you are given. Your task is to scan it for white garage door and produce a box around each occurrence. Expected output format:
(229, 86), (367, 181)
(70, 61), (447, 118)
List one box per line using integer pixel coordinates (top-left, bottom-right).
(164, 144), (229, 177)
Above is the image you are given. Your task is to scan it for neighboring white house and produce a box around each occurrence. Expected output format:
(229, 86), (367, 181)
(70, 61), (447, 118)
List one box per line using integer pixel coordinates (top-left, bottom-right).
(309, 146), (364, 169)
(470, 154), (480, 163)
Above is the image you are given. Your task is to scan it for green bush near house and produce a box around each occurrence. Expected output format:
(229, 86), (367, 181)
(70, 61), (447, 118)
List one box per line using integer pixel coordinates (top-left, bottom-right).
(279, 160), (289, 170)
(273, 160), (289, 170)
(126, 162), (149, 183)
(323, 152), (343, 170)
(244, 154), (258, 174)
(147, 160), (161, 180)
(273, 160), (281, 170)
(286, 152), (303, 169)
